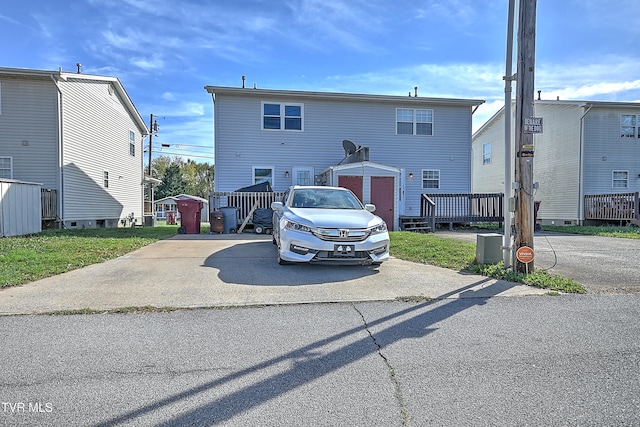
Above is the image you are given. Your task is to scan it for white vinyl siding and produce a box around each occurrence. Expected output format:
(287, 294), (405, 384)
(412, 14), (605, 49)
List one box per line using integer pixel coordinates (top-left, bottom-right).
(0, 157), (12, 178)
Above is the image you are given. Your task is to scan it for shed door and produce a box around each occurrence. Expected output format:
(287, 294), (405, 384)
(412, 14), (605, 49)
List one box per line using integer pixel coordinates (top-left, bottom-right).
(371, 176), (394, 230)
(338, 176), (364, 202)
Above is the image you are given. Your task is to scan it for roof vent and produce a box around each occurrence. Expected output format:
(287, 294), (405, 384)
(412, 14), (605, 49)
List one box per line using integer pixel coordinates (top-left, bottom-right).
(76, 63), (82, 74)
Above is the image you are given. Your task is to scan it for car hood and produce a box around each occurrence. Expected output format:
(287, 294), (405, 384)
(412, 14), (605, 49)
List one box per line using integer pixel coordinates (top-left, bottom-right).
(286, 208), (383, 229)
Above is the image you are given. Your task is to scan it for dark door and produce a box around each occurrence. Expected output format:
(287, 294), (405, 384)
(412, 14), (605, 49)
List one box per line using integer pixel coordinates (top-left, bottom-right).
(338, 176), (364, 202)
(370, 176), (394, 230)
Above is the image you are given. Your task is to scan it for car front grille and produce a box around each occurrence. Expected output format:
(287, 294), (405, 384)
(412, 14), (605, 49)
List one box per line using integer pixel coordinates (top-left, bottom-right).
(312, 228), (370, 242)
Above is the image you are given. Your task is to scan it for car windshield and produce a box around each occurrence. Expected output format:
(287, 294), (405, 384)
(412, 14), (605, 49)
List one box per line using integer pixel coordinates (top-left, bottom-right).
(290, 189), (363, 209)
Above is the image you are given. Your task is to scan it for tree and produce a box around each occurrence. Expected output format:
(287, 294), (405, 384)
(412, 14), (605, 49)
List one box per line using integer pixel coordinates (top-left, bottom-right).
(156, 164), (186, 200)
(151, 156), (214, 200)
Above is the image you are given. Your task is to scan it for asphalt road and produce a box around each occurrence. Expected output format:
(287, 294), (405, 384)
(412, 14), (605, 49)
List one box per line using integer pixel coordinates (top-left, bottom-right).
(435, 230), (640, 294)
(1, 296), (639, 426)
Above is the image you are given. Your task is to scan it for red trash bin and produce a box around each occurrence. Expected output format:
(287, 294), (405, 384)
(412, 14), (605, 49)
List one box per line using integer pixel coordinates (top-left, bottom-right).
(177, 199), (204, 234)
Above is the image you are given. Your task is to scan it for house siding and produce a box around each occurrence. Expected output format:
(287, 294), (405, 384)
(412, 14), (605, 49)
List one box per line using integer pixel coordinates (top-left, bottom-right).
(58, 78), (144, 224)
(212, 89), (478, 219)
(472, 100), (640, 224)
(0, 77), (59, 188)
(583, 107), (640, 194)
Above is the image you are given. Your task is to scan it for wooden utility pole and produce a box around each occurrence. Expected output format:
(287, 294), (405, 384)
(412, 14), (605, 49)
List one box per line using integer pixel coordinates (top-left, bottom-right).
(514, 0), (537, 273)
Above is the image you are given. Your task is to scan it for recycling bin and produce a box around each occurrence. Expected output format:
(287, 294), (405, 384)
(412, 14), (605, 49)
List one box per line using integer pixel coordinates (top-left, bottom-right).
(177, 199), (203, 234)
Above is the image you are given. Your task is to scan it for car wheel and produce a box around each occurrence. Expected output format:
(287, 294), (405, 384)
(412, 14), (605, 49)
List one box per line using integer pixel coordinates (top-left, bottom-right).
(255, 225), (264, 234)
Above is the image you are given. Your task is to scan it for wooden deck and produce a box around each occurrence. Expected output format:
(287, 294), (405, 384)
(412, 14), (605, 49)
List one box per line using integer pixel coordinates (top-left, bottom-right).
(584, 192), (639, 226)
(420, 193), (504, 230)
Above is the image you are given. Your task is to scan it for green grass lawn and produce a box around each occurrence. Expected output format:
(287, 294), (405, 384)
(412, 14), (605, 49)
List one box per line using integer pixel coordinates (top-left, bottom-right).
(3, 224), (619, 293)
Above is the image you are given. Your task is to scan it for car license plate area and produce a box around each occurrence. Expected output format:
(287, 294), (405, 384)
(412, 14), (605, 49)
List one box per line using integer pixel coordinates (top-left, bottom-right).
(333, 244), (355, 258)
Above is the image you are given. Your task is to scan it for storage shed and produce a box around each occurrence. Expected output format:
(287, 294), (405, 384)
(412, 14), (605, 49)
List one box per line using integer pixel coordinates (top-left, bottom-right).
(0, 179), (42, 237)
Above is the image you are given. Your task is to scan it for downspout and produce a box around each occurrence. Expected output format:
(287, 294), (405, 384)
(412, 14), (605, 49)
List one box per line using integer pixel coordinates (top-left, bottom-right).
(578, 104), (593, 224)
(50, 73), (65, 227)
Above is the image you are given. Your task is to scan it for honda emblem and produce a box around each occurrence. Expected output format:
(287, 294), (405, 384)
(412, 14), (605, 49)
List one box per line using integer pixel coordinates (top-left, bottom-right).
(339, 229), (349, 238)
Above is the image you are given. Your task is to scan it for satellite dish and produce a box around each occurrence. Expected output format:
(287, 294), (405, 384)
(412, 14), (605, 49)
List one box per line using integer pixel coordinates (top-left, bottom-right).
(342, 139), (357, 156)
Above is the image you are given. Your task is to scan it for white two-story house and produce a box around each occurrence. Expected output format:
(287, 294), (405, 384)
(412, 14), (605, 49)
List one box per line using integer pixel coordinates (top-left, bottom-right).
(0, 67), (148, 229)
(204, 85), (484, 230)
(472, 100), (640, 226)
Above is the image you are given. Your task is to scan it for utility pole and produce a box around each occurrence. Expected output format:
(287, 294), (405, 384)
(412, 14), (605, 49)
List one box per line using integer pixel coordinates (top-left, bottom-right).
(148, 113), (154, 176)
(514, 0), (537, 273)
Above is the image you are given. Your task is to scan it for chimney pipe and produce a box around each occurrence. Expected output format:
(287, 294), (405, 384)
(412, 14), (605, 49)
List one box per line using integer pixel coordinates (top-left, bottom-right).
(414, 86), (418, 97)
(76, 63), (82, 73)
(242, 75), (246, 88)
(537, 90), (541, 100)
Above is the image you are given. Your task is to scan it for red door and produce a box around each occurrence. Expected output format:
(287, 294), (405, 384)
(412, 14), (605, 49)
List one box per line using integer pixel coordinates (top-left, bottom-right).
(338, 176), (364, 202)
(370, 176), (395, 230)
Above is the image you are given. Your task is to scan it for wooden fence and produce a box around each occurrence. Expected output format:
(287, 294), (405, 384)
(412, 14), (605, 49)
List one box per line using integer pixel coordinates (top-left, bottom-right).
(209, 191), (285, 224)
(584, 192), (639, 225)
(421, 193), (504, 230)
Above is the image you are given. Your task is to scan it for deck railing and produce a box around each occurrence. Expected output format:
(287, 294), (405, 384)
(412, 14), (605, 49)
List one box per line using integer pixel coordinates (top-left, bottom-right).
(209, 191), (286, 224)
(421, 193), (504, 229)
(584, 192), (639, 224)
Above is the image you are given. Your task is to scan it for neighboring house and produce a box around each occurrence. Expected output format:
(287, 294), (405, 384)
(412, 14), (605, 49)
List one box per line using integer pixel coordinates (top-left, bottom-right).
(204, 85), (484, 230)
(472, 100), (640, 226)
(0, 67), (148, 228)
(154, 194), (209, 222)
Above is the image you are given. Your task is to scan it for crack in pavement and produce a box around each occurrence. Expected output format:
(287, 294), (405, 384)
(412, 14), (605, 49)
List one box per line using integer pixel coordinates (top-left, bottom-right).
(351, 303), (411, 426)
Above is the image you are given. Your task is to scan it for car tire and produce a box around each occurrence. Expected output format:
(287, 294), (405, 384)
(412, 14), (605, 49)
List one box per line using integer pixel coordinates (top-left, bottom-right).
(255, 225), (264, 234)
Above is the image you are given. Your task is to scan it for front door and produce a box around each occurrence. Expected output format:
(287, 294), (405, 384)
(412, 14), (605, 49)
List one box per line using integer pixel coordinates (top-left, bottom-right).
(338, 176), (364, 202)
(370, 176), (395, 230)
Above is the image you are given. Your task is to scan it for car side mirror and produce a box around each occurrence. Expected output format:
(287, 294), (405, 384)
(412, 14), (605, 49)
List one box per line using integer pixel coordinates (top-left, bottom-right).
(271, 201), (284, 211)
(365, 204), (376, 212)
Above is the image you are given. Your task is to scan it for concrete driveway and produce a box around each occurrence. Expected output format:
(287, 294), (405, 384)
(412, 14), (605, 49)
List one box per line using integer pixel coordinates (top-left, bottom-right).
(0, 234), (548, 315)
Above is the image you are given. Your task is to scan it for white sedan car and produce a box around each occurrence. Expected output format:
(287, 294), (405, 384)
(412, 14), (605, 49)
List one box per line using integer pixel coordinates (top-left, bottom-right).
(271, 186), (390, 265)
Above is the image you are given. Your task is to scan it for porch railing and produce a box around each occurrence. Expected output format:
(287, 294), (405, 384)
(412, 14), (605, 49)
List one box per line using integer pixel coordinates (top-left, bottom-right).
(584, 192), (639, 225)
(209, 191), (286, 224)
(421, 193), (504, 230)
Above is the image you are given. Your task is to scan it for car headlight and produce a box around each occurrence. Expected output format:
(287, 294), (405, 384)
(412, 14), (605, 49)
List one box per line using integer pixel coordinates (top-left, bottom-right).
(369, 222), (388, 235)
(284, 220), (314, 234)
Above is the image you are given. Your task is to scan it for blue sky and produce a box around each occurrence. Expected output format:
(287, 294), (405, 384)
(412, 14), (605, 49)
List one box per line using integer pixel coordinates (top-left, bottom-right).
(2, 0), (640, 164)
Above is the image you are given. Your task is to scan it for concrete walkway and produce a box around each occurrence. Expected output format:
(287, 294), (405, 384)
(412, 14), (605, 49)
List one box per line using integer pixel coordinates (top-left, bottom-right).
(0, 234), (549, 315)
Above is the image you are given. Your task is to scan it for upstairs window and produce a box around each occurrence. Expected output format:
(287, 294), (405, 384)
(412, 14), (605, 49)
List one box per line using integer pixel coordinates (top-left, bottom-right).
(262, 102), (303, 131)
(129, 130), (135, 156)
(613, 170), (629, 189)
(620, 115), (638, 138)
(397, 108), (433, 136)
(483, 143), (491, 165)
(103, 170), (109, 188)
(0, 156), (12, 179)
(422, 169), (440, 189)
